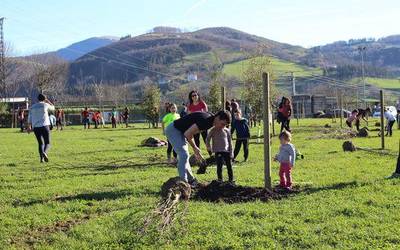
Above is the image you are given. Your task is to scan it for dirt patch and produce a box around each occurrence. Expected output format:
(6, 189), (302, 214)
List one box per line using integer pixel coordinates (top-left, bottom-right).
(192, 180), (299, 203)
(141, 137), (167, 147)
(10, 215), (91, 247)
(308, 128), (357, 140)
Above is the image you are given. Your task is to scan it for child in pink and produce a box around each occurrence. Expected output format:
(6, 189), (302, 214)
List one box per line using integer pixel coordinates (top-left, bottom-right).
(346, 109), (359, 128)
(274, 131), (296, 189)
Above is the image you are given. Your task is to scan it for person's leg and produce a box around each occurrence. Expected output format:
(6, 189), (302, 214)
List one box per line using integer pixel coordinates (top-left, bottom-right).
(193, 133), (201, 148)
(286, 119), (291, 132)
(42, 126), (51, 160)
(284, 165), (293, 188)
(33, 127), (44, 161)
(172, 149), (177, 159)
(233, 139), (242, 160)
(223, 152), (233, 182)
(243, 139), (249, 161)
(167, 140), (173, 160)
(355, 119), (360, 131)
(165, 124), (195, 183)
(201, 130), (208, 144)
(346, 120), (352, 128)
(216, 152), (223, 181)
(280, 118), (286, 132)
(389, 121), (395, 136)
(279, 164), (286, 188)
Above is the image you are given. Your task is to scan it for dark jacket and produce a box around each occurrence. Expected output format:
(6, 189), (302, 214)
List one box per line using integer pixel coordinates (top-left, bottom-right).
(231, 118), (250, 139)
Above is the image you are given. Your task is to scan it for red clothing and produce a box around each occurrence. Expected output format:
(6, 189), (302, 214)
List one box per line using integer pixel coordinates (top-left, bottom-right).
(82, 110), (89, 118)
(279, 162), (292, 188)
(279, 104), (292, 118)
(187, 101), (207, 113)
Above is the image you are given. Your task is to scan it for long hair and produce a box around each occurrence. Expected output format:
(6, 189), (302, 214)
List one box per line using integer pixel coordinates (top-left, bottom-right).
(188, 90), (201, 104)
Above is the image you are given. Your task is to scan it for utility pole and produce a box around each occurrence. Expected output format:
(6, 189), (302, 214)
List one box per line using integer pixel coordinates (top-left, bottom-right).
(0, 17), (5, 98)
(291, 72), (296, 96)
(358, 46), (367, 108)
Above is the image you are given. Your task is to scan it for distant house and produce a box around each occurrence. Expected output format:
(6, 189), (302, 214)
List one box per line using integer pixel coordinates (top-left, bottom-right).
(187, 72), (198, 82)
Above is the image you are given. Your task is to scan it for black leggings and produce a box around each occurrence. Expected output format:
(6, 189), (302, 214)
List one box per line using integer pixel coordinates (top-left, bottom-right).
(33, 126), (50, 159)
(216, 152), (233, 181)
(167, 140), (177, 158)
(234, 139), (249, 161)
(280, 118), (291, 132)
(194, 130), (208, 148)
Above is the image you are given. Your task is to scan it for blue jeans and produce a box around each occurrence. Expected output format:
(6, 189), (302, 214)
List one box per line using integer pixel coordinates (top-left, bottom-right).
(165, 123), (195, 183)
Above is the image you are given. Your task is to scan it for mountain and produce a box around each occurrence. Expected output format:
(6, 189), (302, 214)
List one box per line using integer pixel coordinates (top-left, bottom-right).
(56, 36), (119, 61)
(302, 35), (400, 75)
(68, 27), (306, 84)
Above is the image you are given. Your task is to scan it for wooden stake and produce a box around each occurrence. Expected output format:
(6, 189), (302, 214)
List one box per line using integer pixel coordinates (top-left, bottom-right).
(380, 90), (385, 149)
(262, 72), (272, 190)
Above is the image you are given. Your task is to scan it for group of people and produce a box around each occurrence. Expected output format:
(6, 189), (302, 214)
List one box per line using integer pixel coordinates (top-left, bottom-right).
(162, 90), (296, 189)
(346, 107), (397, 136)
(17, 106), (64, 132)
(81, 107), (130, 129)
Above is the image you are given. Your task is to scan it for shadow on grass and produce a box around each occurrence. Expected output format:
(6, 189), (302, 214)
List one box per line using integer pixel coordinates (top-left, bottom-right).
(13, 188), (159, 207)
(303, 180), (369, 195)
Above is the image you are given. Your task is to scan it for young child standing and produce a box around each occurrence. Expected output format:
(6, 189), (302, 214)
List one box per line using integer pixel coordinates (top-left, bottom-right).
(206, 121), (234, 182)
(274, 131), (296, 190)
(162, 103), (180, 164)
(231, 109), (250, 162)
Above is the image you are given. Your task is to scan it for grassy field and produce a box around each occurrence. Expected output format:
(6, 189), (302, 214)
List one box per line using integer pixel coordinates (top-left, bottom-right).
(351, 77), (400, 90)
(223, 57), (322, 79)
(1, 119), (400, 249)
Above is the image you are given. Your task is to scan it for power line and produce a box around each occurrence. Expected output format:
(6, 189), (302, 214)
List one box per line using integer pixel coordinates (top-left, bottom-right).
(0, 17), (5, 97)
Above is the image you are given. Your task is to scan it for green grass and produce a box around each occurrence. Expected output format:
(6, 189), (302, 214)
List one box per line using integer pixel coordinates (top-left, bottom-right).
(1, 119), (400, 249)
(351, 77), (400, 90)
(223, 57), (322, 79)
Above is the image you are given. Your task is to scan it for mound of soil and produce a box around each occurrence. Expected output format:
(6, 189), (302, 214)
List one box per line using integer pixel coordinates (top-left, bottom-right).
(343, 141), (356, 152)
(357, 127), (369, 137)
(141, 137), (167, 147)
(161, 177), (191, 200)
(193, 180), (293, 203)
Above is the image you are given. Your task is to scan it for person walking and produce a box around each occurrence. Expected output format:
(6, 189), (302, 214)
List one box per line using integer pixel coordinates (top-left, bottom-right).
(187, 90), (209, 149)
(17, 107), (25, 132)
(162, 103), (180, 164)
(278, 97), (292, 133)
(231, 109), (250, 162)
(165, 110), (231, 185)
(123, 107), (129, 128)
(55, 108), (64, 131)
(27, 94), (55, 163)
(81, 107), (90, 129)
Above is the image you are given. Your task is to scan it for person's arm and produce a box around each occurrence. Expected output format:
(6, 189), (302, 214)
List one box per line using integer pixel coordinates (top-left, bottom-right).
(290, 146), (296, 167)
(45, 99), (55, 111)
(206, 128), (213, 153)
(184, 124), (203, 160)
(202, 101), (208, 112)
(27, 111), (32, 133)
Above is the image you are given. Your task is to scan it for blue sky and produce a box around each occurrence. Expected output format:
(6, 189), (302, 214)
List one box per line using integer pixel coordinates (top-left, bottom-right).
(2, 0), (399, 55)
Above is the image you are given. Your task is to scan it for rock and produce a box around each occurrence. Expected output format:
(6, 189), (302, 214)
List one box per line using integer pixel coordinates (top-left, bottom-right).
(161, 177), (191, 200)
(343, 141), (356, 152)
(357, 127), (369, 137)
